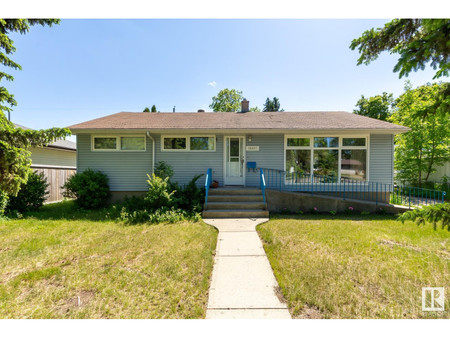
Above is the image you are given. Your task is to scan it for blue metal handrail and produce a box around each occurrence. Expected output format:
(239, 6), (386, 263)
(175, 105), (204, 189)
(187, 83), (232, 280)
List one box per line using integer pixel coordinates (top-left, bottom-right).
(260, 167), (446, 208)
(259, 168), (267, 204)
(204, 168), (212, 210)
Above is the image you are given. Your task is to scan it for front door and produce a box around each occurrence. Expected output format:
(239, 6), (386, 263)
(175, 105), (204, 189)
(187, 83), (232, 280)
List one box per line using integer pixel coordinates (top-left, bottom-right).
(224, 136), (245, 185)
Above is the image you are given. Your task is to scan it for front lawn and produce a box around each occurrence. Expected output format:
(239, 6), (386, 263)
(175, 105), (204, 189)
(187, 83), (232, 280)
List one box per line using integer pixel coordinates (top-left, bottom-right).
(0, 201), (217, 319)
(257, 214), (450, 319)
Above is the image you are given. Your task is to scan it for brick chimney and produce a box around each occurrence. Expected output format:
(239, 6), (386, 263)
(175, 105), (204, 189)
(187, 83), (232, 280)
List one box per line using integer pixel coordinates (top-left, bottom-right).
(241, 99), (249, 113)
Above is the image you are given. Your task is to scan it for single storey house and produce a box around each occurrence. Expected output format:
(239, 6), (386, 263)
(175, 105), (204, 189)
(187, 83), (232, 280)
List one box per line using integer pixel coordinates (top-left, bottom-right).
(68, 100), (410, 212)
(15, 124), (77, 202)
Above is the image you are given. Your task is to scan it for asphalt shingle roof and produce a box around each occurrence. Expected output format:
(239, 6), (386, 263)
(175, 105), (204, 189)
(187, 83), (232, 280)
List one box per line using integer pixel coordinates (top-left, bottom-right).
(67, 111), (409, 133)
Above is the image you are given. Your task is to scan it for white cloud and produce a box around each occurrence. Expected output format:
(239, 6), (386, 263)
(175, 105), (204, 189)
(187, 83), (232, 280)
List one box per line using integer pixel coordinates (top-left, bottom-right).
(208, 81), (217, 87)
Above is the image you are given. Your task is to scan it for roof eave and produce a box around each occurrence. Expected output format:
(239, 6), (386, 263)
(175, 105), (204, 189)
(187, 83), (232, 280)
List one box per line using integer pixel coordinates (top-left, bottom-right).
(69, 127), (410, 135)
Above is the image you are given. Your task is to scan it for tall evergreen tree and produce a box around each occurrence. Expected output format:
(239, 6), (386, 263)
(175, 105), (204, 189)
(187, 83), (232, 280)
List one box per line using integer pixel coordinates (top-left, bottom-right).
(263, 97), (283, 112)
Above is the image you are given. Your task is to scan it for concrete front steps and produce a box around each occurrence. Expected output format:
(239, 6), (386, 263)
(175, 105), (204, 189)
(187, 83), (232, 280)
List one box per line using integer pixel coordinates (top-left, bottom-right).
(203, 187), (269, 218)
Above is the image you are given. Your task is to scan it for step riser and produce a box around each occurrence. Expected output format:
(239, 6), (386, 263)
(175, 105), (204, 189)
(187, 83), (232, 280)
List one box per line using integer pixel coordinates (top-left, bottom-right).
(209, 189), (262, 196)
(208, 195), (264, 202)
(206, 202), (266, 210)
(202, 210), (269, 218)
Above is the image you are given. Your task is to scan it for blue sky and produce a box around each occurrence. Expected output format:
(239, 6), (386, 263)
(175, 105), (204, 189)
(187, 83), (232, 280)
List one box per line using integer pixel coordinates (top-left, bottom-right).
(7, 19), (438, 138)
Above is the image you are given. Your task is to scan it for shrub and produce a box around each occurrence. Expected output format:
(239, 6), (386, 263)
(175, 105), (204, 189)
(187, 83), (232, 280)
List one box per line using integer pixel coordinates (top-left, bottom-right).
(154, 161), (174, 181)
(145, 174), (176, 210)
(281, 207), (291, 214)
(361, 211), (371, 215)
(311, 207), (318, 214)
(63, 169), (111, 209)
(116, 206), (201, 225)
(398, 203), (450, 231)
(344, 206), (354, 215)
(173, 174), (205, 212)
(329, 210), (337, 215)
(0, 190), (8, 216)
(7, 172), (49, 213)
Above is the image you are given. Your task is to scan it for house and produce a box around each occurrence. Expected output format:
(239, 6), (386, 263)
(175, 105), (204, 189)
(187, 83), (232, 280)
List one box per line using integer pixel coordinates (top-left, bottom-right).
(14, 124), (77, 202)
(67, 100), (410, 215)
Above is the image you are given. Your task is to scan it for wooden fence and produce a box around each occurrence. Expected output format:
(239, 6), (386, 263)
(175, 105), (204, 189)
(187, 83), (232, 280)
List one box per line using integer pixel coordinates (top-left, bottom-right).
(32, 165), (76, 203)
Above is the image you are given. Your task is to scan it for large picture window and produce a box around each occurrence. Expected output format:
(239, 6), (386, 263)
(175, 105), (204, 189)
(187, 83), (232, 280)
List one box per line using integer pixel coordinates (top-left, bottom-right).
(92, 135), (146, 151)
(162, 135), (216, 152)
(285, 135), (368, 182)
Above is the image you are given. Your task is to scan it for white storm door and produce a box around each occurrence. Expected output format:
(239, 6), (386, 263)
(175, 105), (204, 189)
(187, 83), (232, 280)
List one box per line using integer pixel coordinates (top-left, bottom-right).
(224, 136), (245, 185)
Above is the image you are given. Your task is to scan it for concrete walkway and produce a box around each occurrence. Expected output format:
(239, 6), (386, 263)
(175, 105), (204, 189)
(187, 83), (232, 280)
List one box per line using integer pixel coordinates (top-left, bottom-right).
(203, 218), (291, 319)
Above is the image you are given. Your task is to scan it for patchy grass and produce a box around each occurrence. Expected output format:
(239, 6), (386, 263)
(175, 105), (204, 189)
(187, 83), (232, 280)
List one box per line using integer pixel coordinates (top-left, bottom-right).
(0, 201), (217, 318)
(257, 214), (450, 319)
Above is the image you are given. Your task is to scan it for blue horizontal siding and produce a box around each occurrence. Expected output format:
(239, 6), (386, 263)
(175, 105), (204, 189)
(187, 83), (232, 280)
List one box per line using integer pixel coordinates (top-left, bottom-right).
(77, 134), (152, 191)
(245, 134), (284, 187)
(153, 134), (223, 187)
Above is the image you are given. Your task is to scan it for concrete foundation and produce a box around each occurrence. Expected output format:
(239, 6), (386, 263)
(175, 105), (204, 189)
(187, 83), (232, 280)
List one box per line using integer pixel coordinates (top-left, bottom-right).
(266, 189), (409, 214)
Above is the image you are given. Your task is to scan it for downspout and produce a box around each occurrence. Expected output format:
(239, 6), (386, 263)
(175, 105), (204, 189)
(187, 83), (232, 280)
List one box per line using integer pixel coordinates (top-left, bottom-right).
(146, 131), (155, 174)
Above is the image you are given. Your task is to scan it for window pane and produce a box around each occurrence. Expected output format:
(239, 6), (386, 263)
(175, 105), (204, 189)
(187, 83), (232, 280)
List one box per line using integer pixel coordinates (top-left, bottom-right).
(121, 137), (145, 150)
(164, 137), (186, 150)
(341, 149), (366, 181)
(230, 138), (240, 156)
(313, 150), (338, 177)
(287, 138), (310, 147)
(94, 137), (116, 150)
(343, 138), (366, 147)
(286, 150), (311, 182)
(314, 137), (339, 148)
(190, 137), (215, 151)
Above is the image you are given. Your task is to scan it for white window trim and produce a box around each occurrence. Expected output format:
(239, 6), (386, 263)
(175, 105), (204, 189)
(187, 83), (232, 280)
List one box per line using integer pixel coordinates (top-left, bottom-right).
(91, 135), (147, 152)
(161, 135), (216, 152)
(284, 134), (370, 183)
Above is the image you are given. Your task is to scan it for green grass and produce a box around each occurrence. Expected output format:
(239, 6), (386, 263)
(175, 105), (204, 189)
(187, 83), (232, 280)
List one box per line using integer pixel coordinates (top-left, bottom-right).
(257, 214), (450, 319)
(0, 201), (217, 318)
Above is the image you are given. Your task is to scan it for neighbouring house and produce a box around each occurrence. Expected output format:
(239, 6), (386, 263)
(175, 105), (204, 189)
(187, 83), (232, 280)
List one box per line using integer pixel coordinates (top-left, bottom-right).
(67, 100), (410, 215)
(14, 124), (77, 202)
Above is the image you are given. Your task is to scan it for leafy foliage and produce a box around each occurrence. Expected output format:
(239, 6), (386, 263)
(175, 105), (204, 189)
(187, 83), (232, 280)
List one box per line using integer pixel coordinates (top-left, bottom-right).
(0, 120), (70, 196)
(0, 19), (70, 197)
(63, 169), (111, 209)
(263, 97), (283, 112)
(143, 107), (150, 112)
(145, 174), (176, 210)
(353, 92), (394, 121)
(154, 161), (174, 181)
(0, 190), (8, 216)
(114, 206), (201, 225)
(398, 203), (450, 231)
(6, 171), (49, 212)
(250, 106), (261, 112)
(350, 19), (450, 79)
(151, 105), (157, 112)
(172, 174), (205, 212)
(391, 82), (450, 186)
(209, 88), (243, 112)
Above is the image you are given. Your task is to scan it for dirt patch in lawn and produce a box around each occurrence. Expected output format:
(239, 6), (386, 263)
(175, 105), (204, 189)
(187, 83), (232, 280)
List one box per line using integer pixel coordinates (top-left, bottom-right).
(56, 290), (96, 314)
(295, 305), (323, 319)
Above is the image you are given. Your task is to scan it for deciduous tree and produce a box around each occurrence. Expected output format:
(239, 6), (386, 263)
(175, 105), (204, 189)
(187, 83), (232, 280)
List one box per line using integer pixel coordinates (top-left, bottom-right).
(209, 89), (243, 112)
(353, 92), (394, 121)
(391, 82), (450, 187)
